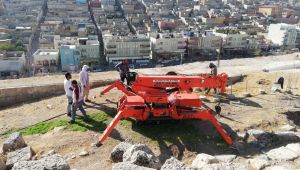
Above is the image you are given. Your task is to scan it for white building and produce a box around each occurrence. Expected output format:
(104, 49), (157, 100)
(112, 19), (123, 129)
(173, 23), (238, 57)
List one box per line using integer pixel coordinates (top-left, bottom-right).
(198, 35), (222, 50)
(213, 30), (248, 49)
(104, 34), (151, 65)
(54, 35), (79, 49)
(150, 33), (187, 61)
(77, 38), (100, 67)
(101, 0), (116, 12)
(150, 33), (186, 53)
(268, 23), (300, 49)
(0, 51), (26, 76)
(33, 49), (59, 72)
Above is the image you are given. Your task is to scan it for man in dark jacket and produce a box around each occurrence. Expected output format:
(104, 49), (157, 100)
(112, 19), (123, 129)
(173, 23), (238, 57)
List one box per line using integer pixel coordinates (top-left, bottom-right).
(115, 59), (130, 85)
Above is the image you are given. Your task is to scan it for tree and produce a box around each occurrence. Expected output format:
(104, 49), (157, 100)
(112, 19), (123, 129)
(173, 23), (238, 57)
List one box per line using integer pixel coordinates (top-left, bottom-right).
(0, 43), (26, 52)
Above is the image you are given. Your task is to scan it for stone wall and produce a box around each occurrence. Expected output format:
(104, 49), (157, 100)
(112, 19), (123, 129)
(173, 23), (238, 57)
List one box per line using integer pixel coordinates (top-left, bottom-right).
(0, 80), (116, 108)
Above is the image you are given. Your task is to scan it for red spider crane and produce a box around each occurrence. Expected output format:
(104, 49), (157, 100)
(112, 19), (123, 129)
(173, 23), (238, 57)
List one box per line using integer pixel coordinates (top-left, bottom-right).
(97, 72), (233, 146)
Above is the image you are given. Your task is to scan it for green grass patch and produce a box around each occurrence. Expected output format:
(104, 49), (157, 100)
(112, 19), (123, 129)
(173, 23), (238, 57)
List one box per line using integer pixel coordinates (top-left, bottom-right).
(120, 119), (133, 128)
(20, 120), (69, 135)
(14, 112), (109, 136)
(69, 113), (108, 132)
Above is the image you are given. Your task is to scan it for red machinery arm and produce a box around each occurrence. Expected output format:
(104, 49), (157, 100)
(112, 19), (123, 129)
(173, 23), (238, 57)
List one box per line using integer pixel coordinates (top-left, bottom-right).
(101, 73), (228, 97)
(132, 73), (228, 93)
(101, 81), (135, 96)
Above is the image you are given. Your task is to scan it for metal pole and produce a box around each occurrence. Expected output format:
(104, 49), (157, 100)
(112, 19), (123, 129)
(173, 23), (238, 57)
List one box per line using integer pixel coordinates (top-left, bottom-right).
(217, 37), (222, 67)
(246, 78), (248, 92)
(180, 53), (183, 65)
(230, 80), (233, 95)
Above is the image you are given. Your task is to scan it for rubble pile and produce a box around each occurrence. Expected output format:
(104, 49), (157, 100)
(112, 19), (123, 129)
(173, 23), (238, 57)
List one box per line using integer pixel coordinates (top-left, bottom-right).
(111, 142), (159, 170)
(0, 132), (70, 170)
(111, 131), (300, 170)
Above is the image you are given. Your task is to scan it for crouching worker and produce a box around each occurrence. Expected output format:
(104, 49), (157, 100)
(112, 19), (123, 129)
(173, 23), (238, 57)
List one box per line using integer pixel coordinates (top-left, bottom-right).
(69, 80), (88, 123)
(206, 63), (218, 94)
(115, 59), (130, 85)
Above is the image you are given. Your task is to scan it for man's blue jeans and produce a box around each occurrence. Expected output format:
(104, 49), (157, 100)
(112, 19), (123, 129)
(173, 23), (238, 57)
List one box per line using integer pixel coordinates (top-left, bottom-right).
(71, 100), (87, 121)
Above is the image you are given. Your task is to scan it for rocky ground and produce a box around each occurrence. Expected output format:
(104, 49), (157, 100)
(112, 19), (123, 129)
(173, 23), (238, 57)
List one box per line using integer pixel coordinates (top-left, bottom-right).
(1, 54), (300, 169)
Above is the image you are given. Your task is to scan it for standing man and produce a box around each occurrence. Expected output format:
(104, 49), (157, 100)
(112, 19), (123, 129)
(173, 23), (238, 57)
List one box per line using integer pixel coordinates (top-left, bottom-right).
(70, 80), (88, 123)
(206, 63), (218, 94)
(64, 72), (73, 116)
(115, 59), (130, 85)
(80, 65), (90, 102)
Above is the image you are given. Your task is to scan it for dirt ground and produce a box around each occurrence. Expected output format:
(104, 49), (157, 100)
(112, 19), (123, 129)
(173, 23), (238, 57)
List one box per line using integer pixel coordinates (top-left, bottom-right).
(1, 70), (300, 169)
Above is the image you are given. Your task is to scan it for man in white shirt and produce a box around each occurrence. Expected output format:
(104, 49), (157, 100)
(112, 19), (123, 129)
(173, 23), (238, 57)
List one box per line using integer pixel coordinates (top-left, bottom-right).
(64, 72), (73, 116)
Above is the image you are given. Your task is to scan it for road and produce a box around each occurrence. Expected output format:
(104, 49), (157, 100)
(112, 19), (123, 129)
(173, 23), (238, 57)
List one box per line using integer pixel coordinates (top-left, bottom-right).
(26, 0), (48, 75)
(87, 0), (106, 66)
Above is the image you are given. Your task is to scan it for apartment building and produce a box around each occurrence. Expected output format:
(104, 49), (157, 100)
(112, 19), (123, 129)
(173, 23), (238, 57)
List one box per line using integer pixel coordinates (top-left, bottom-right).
(258, 5), (283, 17)
(150, 33), (186, 61)
(0, 51), (26, 77)
(104, 34), (151, 66)
(268, 23), (300, 50)
(60, 45), (81, 72)
(32, 49), (59, 72)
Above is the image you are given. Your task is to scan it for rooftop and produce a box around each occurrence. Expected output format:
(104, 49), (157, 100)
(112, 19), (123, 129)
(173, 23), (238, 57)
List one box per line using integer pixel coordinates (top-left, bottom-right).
(33, 49), (59, 56)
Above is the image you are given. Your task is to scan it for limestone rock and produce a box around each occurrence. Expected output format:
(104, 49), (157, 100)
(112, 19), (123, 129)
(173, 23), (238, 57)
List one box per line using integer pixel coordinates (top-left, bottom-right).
(280, 125), (296, 132)
(110, 142), (133, 162)
(264, 163), (296, 170)
(247, 129), (264, 138)
(123, 144), (155, 157)
(78, 150), (89, 157)
(112, 162), (155, 170)
(201, 163), (248, 170)
(6, 146), (33, 168)
(12, 161), (45, 170)
(124, 150), (158, 169)
(41, 149), (56, 158)
(53, 126), (66, 133)
(2, 132), (27, 153)
(40, 154), (70, 170)
(227, 163), (249, 170)
(123, 144), (159, 169)
(215, 155), (236, 163)
(248, 157), (270, 170)
(285, 143), (300, 156)
(201, 163), (224, 170)
(12, 154), (70, 170)
(267, 146), (298, 161)
(47, 104), (53, 110)
(161, 157), (194, 170)
(191, 153), (219, 169)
